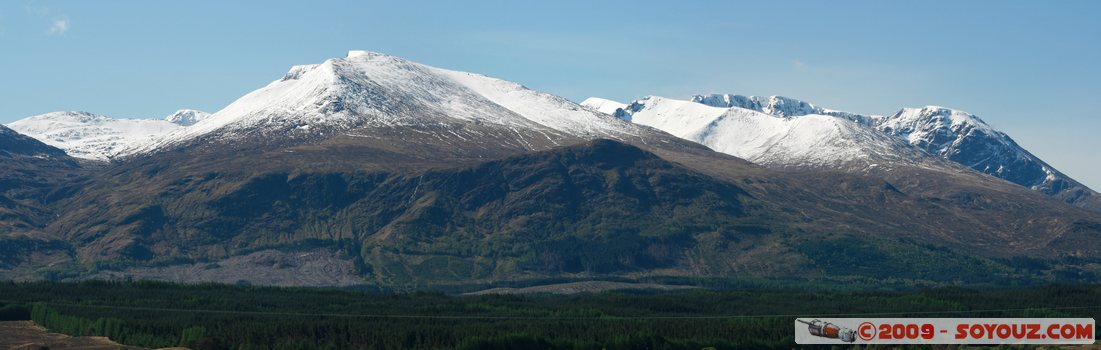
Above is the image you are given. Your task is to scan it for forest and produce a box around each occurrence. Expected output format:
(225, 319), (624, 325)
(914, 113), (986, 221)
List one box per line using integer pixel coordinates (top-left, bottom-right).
(0, 281), (1099, 349)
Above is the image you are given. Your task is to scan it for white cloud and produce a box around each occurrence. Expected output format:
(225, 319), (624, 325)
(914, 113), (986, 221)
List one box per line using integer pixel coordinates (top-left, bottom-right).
(25, 0), (50, 16)
(47, 18), (68, 35)
(793, 60), (807, 70)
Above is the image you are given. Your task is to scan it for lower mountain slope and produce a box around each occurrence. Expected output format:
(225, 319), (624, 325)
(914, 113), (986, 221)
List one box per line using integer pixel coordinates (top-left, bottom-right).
(0, 126), (86, 275)
(41, 135), (1101, 287)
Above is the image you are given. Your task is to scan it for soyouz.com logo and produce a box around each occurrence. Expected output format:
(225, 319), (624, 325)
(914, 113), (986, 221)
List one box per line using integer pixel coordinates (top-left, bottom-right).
(794, 318), (1095, 345)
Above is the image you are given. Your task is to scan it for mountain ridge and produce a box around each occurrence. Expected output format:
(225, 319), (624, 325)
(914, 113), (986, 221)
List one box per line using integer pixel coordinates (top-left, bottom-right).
(125, 51), (682, 160)
(582, 94), (1100, 210)
(5, 109), (209, 161)
(3, 51), (1101, 287)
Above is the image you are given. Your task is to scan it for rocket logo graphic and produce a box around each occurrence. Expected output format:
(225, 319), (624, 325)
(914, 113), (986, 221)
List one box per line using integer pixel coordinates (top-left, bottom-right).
(797, 319), (857, 342)
(794, 318), (1094, 345)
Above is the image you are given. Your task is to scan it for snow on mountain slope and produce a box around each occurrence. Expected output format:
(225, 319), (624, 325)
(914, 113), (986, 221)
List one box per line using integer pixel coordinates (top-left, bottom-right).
(164, 109), (211, 126)
(619, 97), (727, 133)
(875, 106), (1090, 198)
(619, 96), (924, 169)
(592, 92), (1098, 208)
(690, 93), (873, 123)
(135, 50), (661, 154)
(580, 97), (627, 116)
(688, 94), (1090, 193)
(6, 112), (182, 160)
(435, 67), (645, 140)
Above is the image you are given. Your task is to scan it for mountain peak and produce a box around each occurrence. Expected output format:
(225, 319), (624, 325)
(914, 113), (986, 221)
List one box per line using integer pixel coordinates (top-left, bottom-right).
(164, 109), (211, 126)
(875, 105), (1097, 205)
(346, 50), (389, 60)
(614, 95), (923, 169)
(131, 50), (672, 156)
(691, 93), (819, 117)
(605, 92), (1098, 206)
(7, 111), (182, 160)
(689, 93), (873, 124)
(886, 106), (995, 137)
(24, 111), (104, 123)
(579, 97), (628, 118)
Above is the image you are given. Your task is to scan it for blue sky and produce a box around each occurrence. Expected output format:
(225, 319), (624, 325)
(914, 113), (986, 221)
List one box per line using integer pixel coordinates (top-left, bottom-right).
(1, 0), (1099, 189)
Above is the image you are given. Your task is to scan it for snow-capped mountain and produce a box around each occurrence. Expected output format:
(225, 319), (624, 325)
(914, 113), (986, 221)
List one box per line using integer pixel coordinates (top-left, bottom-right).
(580, 97), (628, 117)
(6, 112), (183, 160)
(133, 50), (673, 156)
(690, 93), (871, 123)
(582, 94), (1099, 208)
(10, 49), (1101, 287)
(6, 110), (211, 160)
(163, 109), (212, 126)
(586, 96), (929, 170)
(876, 106), (1091, 201)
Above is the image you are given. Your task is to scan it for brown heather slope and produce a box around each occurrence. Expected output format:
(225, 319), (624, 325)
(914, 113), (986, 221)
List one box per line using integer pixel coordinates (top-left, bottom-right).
(0, 321), (151, 350)
(34, 125), (1101, 287)
(0, 125), (87, 277)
